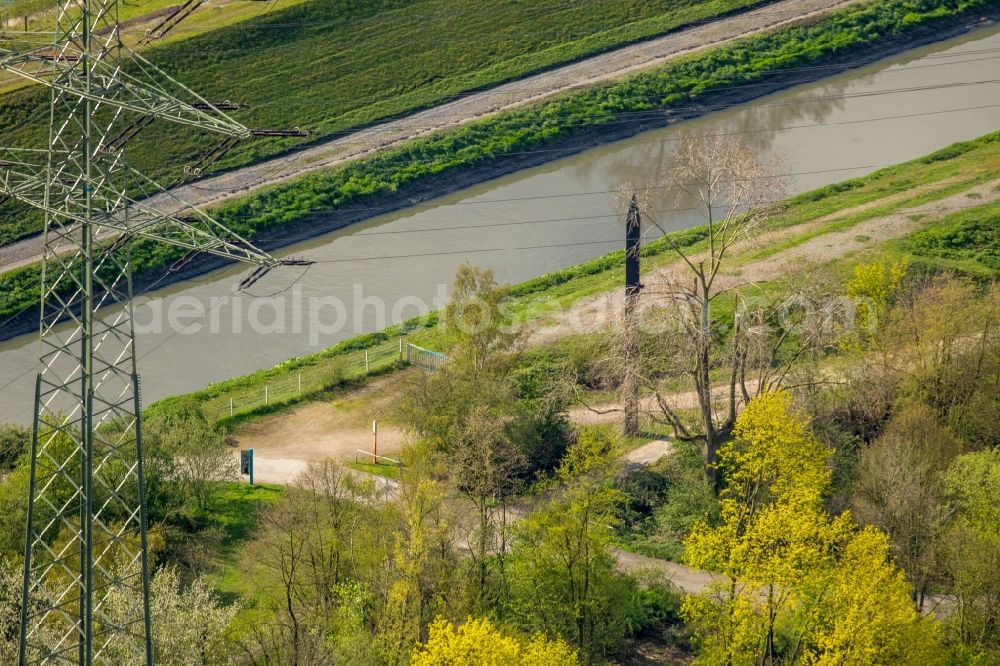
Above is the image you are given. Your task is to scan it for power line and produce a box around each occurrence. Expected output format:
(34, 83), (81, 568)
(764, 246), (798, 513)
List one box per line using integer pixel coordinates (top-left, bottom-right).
(304, 197), (999, 264)
(179, 91), (1000, 198)
(3, 87), (997, 269)
(274, 78), (1000, 140)
(185, 137), (994, 218)
(5, 17), (997, 138)
(0, 135), (994, 291)
(0, 193), (994, 390)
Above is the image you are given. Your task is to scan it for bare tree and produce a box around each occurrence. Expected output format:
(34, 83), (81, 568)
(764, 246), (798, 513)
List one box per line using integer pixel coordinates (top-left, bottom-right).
(641, 132), (789, 485)
(451, 407), (526, 612)
(240, 461), (376, 666)
(852, 404), (961, 608)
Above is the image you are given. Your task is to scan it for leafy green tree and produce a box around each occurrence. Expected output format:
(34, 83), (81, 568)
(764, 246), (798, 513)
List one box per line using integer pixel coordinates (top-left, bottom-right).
(844, 260), (906, 346)
(652, 442), (718, 543)
(399, 266), (570, 478)
(451, 407), (525, 614)
(443, 263), (519, 375)
(878, 278), (999, 447)
(0, 463), (29, 560)
(939, 450), (1000, 662)
(412, 616), (579, 666)
(146, 410), (236, 515)
(0, 559), (20, 664)
(378, 475), (461, 664)
(102, 567), (239, 666)
(682, 391), (943, 665)
(614, 441), (718, 561)
(242, 461), (380, 665)
(0, 423), (29, 474)
(507, 429), (633, 664)
(0, 423), (80, 559)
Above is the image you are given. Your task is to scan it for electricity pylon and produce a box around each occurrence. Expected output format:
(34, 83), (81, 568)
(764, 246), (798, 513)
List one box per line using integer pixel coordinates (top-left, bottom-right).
(0, 2), (299, 663)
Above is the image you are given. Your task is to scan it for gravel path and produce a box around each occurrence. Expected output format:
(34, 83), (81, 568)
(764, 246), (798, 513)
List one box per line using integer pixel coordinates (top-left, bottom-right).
(0, 0), (862, 274)
(533, 178), (1000, 344)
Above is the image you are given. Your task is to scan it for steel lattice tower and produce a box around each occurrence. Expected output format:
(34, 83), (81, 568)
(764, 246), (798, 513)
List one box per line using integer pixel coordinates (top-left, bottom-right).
(0, 1), (299, 663)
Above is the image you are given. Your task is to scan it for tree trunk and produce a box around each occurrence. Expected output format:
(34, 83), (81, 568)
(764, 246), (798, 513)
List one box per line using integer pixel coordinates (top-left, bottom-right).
(623, 294), (640, 436)
(696, 278), (720, 487)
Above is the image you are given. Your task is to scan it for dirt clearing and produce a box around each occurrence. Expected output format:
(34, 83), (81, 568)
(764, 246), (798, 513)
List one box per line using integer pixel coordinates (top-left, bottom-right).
(229, 370), (415, 480)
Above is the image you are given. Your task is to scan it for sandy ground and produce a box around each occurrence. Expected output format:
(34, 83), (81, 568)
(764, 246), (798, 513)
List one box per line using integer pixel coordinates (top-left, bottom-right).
(223, 388), (957, 614)
(0, 0), (865, 274)
(228, 370), (414, 484)
(624, 439), (675, 467)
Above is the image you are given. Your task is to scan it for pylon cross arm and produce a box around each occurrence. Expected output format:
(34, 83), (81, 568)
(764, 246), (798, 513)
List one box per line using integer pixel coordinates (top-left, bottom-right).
(0, 158), (278, 268)
(0, 48), (251, 138)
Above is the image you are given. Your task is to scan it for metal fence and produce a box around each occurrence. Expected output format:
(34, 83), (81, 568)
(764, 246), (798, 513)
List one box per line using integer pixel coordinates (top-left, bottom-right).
(204, 340), (404, 421)
(406, 343), (449, 372)
(202, 340), (451, 422)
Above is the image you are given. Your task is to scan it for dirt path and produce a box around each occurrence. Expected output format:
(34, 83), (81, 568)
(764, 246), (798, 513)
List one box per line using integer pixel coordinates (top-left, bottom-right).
(533, 178), (1000, 343)
(614, 549), (717, 596)
(0, 0), (863, 274)
(625, 439), (675, 468)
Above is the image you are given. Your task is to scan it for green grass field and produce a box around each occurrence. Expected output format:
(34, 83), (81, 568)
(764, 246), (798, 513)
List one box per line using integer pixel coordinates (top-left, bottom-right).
(894, 198), (1000, 277)
(0, 0), (768, 244)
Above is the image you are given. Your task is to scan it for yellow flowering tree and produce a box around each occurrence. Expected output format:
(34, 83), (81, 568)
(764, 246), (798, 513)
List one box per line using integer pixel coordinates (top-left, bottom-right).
(844, 259), (906, 346)
(681, 391), (942, 665)
(411, 616), (579, 666)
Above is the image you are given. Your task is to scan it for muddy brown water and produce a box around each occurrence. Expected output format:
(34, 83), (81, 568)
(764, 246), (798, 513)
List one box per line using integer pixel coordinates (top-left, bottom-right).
(1, 25), (998, 424)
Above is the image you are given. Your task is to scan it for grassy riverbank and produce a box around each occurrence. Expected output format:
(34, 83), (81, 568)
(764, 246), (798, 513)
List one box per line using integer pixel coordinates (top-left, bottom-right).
(0, 0), (770, 245)
(144, 129), (1000, 426)
(0, 0), (993, 331)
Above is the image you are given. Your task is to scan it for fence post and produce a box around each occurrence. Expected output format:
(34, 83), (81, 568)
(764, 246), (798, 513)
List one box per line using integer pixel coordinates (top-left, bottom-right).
(265, 385), (268, 405)
(399, 338), (403, 362)
(406, 343), (410, 364)
(230, 398), (233, 417)
(365, 349), (370, 373)
(298, 373), (302, 397)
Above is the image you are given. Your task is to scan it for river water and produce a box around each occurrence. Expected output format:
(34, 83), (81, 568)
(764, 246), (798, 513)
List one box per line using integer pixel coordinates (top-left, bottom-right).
(1, 25), (999, 423)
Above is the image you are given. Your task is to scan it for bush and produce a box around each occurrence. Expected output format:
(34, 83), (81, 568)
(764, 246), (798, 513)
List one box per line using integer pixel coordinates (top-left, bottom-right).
(625, 570), (684, 639)
(901, 203), (1000, 275)
(616, 442), (718, 561)
(0, 423), (29, 474)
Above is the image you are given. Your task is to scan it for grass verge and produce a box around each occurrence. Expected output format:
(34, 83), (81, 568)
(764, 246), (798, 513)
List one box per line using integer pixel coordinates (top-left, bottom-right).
(348, 460), (403, 481)
(892, 198), (1000, 278)
(201, 482), (284, 622)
